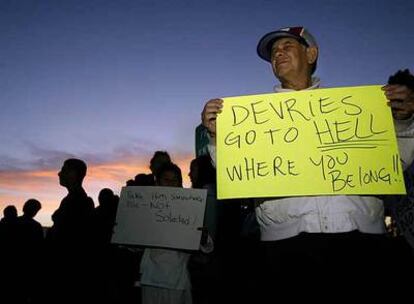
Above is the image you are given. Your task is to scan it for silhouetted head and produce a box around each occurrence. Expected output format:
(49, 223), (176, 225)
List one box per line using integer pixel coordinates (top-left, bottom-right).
(189, 154), (216, 188)
(58, 158), (87, 189)
(150, 151), (171, 176)
(22, 199), (42, 218)
(98, 188), (115, 207)
(134, 173), (156, 186)
(156, 162), (183, 188)
(388, 69), (414, 89)
(126, 179), (136, 186)
(3, 205), (18, 219)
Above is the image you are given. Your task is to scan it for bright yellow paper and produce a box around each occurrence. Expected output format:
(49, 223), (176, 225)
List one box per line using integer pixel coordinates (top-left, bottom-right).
(217, 85), (406, 199)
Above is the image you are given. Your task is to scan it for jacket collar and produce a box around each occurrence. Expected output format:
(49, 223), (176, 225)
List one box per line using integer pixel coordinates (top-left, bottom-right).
(273, 77), (320, 93)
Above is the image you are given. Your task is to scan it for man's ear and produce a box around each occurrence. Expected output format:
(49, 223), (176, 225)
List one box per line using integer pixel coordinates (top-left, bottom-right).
(306, 46), (318, 65)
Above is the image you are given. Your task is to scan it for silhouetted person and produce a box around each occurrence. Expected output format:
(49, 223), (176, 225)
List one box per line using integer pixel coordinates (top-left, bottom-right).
(95, 188), (119, 245)
(190, 154), (254, 304)
(92, 188), (123, 304)
(189, 154), (217, 241)
(0, 205), (20, 304)
(188, 155), (220, 304)
(16, 199), (44, 304)
(0, 205), (19, 267)
(18, 199), (43, 245)
(48, 158), (94, 245)
(0, 204), (18, 245)
(46, 158), (95, 304)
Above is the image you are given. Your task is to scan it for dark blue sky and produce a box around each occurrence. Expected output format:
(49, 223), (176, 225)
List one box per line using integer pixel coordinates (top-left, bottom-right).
(0, 0), (413, 225)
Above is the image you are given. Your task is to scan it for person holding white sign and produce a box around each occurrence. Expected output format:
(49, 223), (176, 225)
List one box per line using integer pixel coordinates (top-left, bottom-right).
(198, 26), (414, 295)
(139, 163), (193, 304)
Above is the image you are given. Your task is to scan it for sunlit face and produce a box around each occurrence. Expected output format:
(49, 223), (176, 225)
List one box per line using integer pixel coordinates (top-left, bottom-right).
(270, 37), (311, 81)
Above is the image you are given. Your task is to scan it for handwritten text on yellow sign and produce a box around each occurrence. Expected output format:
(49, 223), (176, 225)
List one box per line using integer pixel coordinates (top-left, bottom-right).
(217, 86), (406, 199)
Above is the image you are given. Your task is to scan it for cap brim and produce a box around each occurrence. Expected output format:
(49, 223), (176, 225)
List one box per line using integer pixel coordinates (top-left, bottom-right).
(257, 31), (307, 62)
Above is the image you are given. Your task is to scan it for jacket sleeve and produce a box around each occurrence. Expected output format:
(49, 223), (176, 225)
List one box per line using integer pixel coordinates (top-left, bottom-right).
(195, 124), (211, 157)
(395, 118), (414, 170)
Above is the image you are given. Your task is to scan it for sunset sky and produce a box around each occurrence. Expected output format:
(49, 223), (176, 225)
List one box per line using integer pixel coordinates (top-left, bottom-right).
(1, 0), (413, 226)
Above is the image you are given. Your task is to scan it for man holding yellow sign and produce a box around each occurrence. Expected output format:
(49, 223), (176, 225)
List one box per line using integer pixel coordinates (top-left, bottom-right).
(198, 26), (414, 294)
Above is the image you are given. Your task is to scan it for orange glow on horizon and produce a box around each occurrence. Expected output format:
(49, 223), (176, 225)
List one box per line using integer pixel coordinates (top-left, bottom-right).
(0, 153), (194, 227)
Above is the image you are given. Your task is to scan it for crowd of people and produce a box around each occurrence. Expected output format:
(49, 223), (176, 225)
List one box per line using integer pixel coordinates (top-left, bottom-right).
(2, 25), (414, 303)
(0, 150), (257, 304)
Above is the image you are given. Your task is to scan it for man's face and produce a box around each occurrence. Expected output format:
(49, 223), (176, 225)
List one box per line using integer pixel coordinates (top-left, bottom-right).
(58, 164), (75, 187)
(270, 37), (311, 80)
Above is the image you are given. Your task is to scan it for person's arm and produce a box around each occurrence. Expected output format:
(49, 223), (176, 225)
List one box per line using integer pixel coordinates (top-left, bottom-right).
(195, 124), (211, 157)
(200, 98), (223, 167)
(201, 98), (223, 146)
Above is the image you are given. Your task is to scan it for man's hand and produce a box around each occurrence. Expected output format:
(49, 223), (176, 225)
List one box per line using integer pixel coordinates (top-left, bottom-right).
(201, 98), (223, 141)
(382, 84), (414, 119)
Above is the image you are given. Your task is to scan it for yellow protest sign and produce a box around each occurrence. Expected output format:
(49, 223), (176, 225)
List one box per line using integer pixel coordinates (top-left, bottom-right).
(217, 85), (406, 199)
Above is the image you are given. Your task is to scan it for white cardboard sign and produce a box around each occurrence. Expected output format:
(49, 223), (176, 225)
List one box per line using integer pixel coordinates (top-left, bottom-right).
(112, 186), (207, 250)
